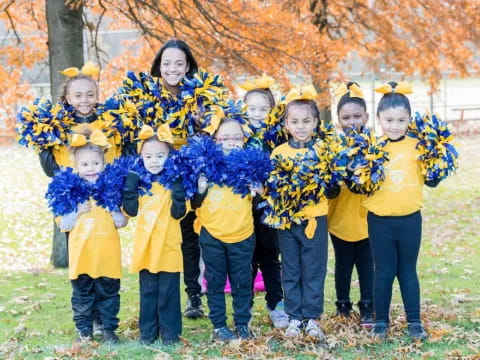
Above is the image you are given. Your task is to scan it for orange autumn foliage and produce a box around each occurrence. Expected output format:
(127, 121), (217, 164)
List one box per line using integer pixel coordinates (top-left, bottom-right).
(0, 0), (479, 139)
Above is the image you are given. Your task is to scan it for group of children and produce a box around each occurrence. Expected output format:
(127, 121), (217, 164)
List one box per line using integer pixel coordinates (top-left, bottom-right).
(16, 39), (457, 346)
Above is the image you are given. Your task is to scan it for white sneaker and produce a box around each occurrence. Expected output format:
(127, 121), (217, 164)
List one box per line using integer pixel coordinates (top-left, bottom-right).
(305, 319), (325, 340)
(285, 319), (302, 337)
(268, 302), (289, 329)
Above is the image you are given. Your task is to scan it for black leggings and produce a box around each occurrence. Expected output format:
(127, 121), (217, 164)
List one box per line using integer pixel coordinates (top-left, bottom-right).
(180, 211), (202, 297)
(330, 234), (373, 302)
(368, 211), (422, 324)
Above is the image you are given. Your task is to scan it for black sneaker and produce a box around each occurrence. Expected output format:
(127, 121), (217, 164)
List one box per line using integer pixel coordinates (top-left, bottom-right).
(371, 322), (388, 340)
(335, 300), (353, 317)
(93, 317), (104, 337)
(103, 330), (120, 344)
(235, 325), (253, 340)
(184, 294), (205, 319)
(358, 300), (374, 327)
(213, 326), (238, 341)
(408, 322), (428, 341)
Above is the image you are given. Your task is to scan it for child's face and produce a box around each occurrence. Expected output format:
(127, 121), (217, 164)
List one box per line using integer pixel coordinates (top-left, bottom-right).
(215, 121), (244, 154)
(75, 148), (104, 182)
(160, 47), (189, 88)
(141, 139), (170, 174)
(66, 78), (98, 117)
(338, 103), (368, 131)
(245, 93), (271, 126)
(378, 107), (410, 140)
(285, 104), (318, 143)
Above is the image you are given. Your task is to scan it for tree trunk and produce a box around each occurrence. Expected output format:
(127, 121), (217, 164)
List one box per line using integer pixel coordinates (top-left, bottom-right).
(320, 106), (332, 124)
(46, 0), (84, 102)
(50, 220), (69, 268)
(45, 0), (83, 267)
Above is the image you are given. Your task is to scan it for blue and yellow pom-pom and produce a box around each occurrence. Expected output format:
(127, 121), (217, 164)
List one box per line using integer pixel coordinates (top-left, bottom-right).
(408, 112), (458, 182)
(98, 96), (140, 146)
(180, 69), (228, 135)
(262, 133), (347, 229)
(262, 102), (288, 150)
(202, 100), (251, 138)
(116, 71), (169, 133)
(117, 69), (228, 140)
(262, 154), (300, 229)
(16, 98), (77, 150)
(342, 127), (389, 195)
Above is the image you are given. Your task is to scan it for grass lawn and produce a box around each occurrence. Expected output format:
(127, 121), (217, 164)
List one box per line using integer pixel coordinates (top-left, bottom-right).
(0, 135), (479, 359)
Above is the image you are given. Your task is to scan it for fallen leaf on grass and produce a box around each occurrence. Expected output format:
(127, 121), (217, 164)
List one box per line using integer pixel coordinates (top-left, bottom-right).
(154, 352), (172, 360)
(10, 296), (30, 304)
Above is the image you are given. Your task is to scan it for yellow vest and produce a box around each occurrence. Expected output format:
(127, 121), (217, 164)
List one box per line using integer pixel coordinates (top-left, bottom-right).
(197, 185), (254, 243)
(270, 142), (328, 217)
(363, 137), (424, 216)
(52, 120), (120, 168)
(328, 185), (368, 241)
(67, 200), (122, 280)
(130, 183), (183, 273)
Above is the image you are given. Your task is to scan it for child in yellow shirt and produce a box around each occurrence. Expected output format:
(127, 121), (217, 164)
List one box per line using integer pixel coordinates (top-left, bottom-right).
(46, 125), (128, 343)
(366, 82), (443, 341)
(193, 117), (264, 341)
(122, 124), (187, 345)
(268, 86), (340, 340)
(328, 82), (373, 326)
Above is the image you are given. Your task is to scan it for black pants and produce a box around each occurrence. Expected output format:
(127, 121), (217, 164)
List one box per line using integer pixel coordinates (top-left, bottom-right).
(139, 270), (181, 343)
(66, 234), (102, 326)
(252, 212), (283, 310)
(277, 216), (328, 321)
(199, 228), (255, 328)
(71, 275), (120, 336)
(368, 211), (422, 324)
(330, 234), (374, 302)
(180, 211), (202, 298)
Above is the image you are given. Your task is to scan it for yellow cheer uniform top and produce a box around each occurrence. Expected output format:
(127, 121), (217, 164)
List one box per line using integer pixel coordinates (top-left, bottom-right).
(271, 141), (328, 218)
(52, 119), (120, 168)
(363, 136), (424, 216)
(66, 200), (122, 280)
(130, 183), (183, 273)
(196, 185), (254, 243)
(328, 185), (368, 241)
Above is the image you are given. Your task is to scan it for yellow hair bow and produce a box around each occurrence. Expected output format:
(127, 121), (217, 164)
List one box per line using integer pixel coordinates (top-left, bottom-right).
(203, 106), (225, 135)
(60, 61), (100, 78)
(137, 124), (174, 144)
(285, 84), (318, 103)
(238, 73), (275, 91)
(70, 128), (110, 148)
(375, 81), (413, 95)
(334, 83), (364, 100)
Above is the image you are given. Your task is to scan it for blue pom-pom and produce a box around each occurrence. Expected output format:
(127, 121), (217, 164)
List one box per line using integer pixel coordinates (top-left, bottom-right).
(178, 136), (226, 198)
(93, 156), (136, 211)
(45, 168), (90, 216)
(224, 147), (273, 197)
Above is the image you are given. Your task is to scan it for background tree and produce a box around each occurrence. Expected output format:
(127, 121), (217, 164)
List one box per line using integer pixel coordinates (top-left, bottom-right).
(46, 0), (84, 102)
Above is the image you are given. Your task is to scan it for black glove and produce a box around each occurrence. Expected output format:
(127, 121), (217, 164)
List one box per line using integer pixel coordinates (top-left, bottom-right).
(122, 172), (141, 217)
(170, 178), (187, 219)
